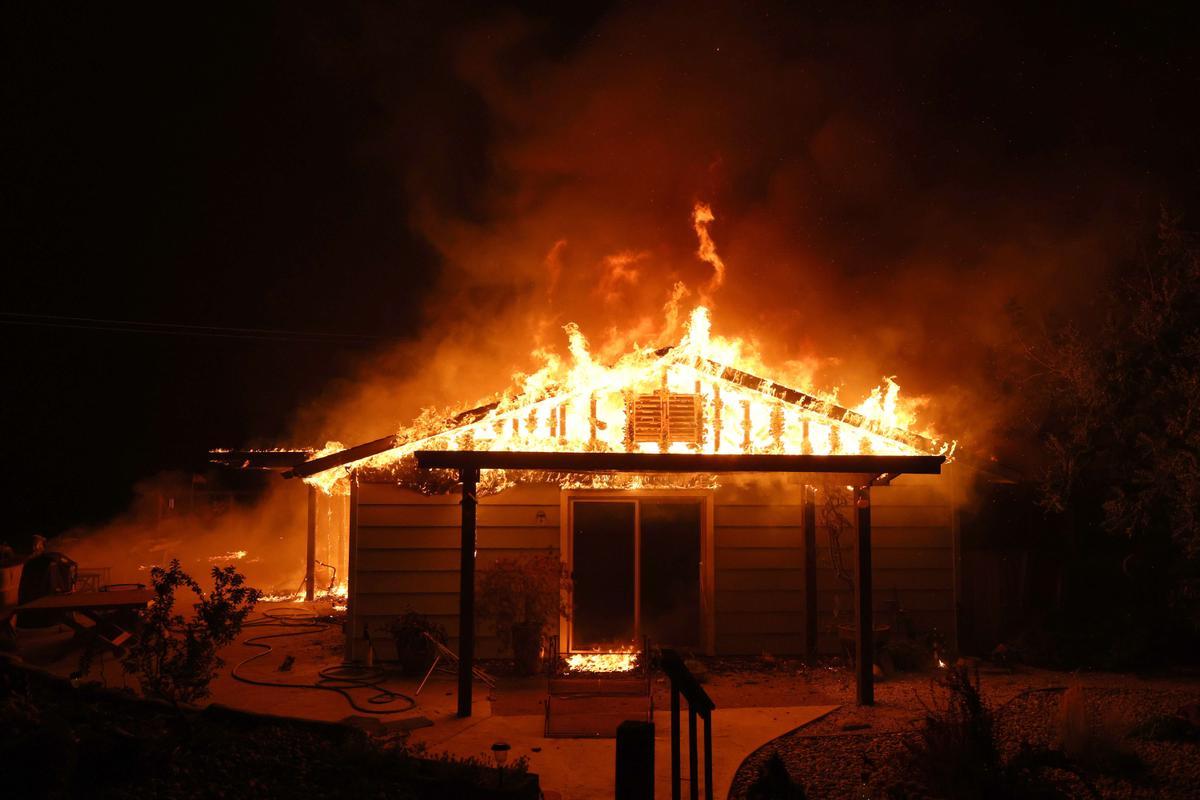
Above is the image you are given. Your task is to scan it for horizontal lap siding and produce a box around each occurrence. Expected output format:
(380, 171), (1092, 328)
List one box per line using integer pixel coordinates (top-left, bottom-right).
(714, 476), (806, 655)
(714, 474), (954, 656)
(812, 476), (955, 654)
(348, 473), (954, 661)
(349, 482), (560, 661)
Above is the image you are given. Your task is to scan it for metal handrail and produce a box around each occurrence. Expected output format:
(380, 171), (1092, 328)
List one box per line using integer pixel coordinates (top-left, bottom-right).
(660, 649), (715, 800)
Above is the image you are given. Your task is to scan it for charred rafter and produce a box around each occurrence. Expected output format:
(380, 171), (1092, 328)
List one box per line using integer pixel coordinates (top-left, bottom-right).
(677, 354), (947, 455)
(208, 449), (313, 470)
(283, 400), (502, 479)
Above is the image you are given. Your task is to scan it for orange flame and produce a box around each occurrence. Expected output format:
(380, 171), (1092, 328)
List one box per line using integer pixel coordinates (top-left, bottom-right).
(301, 205), (954, 494)
(692, 202), (725, 293)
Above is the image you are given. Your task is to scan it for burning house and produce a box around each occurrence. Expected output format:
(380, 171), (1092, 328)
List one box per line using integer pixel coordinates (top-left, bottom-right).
(230, 305), (960, 711)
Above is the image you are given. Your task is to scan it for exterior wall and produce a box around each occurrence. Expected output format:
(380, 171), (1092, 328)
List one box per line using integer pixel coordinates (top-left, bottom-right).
(814, 472), (957, 653)
(346, 471), (955, 662)
(349, 481), (559, 662)
(712, 475), (807, 655)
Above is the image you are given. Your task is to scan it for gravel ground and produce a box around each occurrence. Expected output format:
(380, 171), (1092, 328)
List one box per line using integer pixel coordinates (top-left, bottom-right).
(720, 660), (1200, 800)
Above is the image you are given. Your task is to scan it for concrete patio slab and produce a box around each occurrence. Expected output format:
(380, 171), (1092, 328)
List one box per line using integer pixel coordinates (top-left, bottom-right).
(409, 703), (839, 800)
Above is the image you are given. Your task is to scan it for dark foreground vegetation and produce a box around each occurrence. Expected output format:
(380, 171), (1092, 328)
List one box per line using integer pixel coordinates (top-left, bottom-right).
(1002, 217), (1200, 670)
(0, 655), (538, 800)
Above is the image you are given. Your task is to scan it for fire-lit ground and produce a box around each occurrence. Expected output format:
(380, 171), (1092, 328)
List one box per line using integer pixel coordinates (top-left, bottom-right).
(14, 602), (1200, 800)
(13, 612), (1200, 799)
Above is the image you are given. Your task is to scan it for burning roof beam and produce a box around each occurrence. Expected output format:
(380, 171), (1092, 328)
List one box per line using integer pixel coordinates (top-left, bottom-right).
(282, 400), (503, 479)
(208, 449), (314, 470)
(678, 354), (946, 455)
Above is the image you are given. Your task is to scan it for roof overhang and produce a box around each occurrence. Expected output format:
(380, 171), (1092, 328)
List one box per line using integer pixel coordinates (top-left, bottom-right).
(412, 450), (944, 475)
(209, 449), (314, 471)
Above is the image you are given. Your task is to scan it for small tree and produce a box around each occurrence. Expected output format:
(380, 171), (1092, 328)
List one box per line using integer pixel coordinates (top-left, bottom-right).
(122, 559), (260, 706)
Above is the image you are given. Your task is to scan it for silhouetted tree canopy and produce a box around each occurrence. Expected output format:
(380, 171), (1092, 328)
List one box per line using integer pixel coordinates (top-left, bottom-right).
(1014, 213), (1200, 662)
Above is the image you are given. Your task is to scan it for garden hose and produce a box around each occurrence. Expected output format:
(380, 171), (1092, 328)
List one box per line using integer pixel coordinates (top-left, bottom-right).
(230, 606), (416, 715)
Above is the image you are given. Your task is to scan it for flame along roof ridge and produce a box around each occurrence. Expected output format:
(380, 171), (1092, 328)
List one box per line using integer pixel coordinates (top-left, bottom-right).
(283, 349), (951, 481)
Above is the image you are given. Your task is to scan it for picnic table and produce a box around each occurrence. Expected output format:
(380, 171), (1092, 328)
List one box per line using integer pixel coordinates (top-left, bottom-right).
(16, 588), (156, 654)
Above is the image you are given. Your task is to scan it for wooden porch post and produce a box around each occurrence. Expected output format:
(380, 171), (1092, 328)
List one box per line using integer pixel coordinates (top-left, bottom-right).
(855, 484), (874, 705)
(803, 484), (818, 655)
(345, 472), (359, 663)
(458, 467), (479, 718)
(305, 484), (317, 601)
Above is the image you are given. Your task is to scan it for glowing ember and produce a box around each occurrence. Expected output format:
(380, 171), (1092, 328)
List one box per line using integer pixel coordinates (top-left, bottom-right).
(565, 650), (638, 673)
(259, 580), (348, 612)
(207, 550), (247, 562)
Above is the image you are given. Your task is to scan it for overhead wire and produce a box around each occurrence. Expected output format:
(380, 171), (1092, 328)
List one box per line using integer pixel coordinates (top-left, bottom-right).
(0, 311), (394, 345)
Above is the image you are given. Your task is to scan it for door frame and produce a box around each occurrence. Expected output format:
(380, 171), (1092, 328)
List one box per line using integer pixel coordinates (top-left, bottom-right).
(560, 489), (715, 655)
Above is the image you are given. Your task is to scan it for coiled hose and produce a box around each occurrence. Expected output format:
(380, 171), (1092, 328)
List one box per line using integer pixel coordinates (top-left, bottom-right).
(231, 606), (416, 715)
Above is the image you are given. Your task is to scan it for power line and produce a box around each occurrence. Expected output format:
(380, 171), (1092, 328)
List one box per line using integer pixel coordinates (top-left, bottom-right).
(0, 311), (398, 345)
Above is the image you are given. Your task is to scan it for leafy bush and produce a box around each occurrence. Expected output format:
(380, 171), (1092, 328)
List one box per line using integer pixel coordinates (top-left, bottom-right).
(389, 610), (447, 676)
(746, 752), (806, 800)
(475, 553), (570, 673)
(117, 559), (260, 706)
(884, 665), (1077, 799)
(1056, 683), (1142, 776)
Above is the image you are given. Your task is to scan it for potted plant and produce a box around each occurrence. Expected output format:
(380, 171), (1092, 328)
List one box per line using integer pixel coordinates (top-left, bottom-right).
(389, 610), (447, 676)
(476, 553), (570, 675)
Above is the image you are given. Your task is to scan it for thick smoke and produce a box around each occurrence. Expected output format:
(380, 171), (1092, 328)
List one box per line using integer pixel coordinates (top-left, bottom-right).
(294, 2), (1152, 462)
(50, 3), (1162, 588)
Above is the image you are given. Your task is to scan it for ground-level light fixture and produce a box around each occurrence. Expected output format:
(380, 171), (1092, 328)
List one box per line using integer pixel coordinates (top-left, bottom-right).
(491, 742), (511, 787)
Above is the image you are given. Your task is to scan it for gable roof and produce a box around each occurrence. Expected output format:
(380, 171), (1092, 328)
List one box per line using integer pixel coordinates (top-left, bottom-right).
(283, 346), (952, 481)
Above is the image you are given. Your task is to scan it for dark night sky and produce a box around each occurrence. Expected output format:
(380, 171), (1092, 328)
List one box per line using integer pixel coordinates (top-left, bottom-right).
(3, 2), (1198, 540)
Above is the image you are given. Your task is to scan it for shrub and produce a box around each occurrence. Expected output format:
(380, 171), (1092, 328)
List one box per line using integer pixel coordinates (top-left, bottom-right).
(118, 560), (260, 707)
(883, 664), (1078, 799)
(1056, 683), (1142, 776)
(746, 752), (805, 800)
(475, 553), (569, 674)
(389, 611), (447, 676)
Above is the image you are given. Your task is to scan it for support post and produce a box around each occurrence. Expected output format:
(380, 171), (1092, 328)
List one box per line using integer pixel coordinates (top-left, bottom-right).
(855, 484), (874, 706)
(457, 467), (479, 718)
(305, 484), (317, 601)
(345, 472), (359, 663)
(803, 484), (817, 655)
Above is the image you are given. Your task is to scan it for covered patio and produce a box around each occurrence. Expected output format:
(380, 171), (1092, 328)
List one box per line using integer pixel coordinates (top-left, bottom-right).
(401, 449), (946, 716)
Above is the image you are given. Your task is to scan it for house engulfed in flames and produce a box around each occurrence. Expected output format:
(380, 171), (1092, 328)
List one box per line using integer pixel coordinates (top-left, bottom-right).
(245, 306), (962, 666)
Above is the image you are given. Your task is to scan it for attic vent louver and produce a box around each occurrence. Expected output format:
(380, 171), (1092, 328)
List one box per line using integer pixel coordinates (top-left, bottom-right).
(632, 392), (701, 446)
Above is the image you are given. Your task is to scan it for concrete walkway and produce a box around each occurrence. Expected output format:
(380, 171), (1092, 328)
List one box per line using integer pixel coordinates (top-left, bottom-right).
(15, 614), (839, 798)
(411, 703), (838, 800)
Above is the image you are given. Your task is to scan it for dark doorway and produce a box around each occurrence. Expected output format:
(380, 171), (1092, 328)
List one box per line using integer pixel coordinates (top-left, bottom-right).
(571, 501), (635, 648)
(569, 497), (704, 650)
(640, 501), (702, 647)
